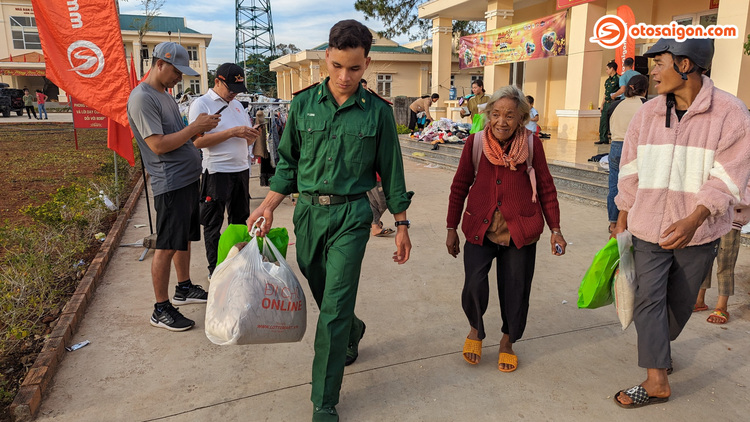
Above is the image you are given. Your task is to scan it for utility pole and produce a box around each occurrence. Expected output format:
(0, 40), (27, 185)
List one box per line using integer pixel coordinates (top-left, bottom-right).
(235, 0), (276, 94)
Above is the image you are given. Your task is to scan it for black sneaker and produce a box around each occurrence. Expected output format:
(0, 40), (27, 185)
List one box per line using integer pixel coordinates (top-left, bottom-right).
(150, 303), (194, 331)
(173, 283), (208, 304)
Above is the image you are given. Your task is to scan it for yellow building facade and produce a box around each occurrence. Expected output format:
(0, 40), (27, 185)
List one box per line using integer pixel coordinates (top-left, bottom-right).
(270, 29), (484, 108)
(0, 0), (212, 101)
(419, 0), (750, 141)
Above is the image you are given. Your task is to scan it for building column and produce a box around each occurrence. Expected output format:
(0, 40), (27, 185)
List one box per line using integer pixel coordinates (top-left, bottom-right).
(276, 72), (285, 99)
(713, 0), (750, 104)
(484, 0), (514, 93)
(419, 64), (429, 97)
(310, 63), (320, 85)
(199, 44), (208, 94)
(132, 41), (142, 79)
(556, 1), (605, 141)
(281, 69), (292, 100)
(431, 16), (452, 119)
(289, 68), (299, 96)
(58, 87), (68, 104)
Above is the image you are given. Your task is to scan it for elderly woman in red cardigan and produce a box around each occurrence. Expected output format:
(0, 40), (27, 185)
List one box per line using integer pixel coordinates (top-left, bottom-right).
(446, 85), (565, 372)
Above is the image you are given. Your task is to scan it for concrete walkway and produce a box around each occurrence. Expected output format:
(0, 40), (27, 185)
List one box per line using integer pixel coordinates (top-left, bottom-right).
(0, 112), (72, 124)
(35, 160), (750, 421)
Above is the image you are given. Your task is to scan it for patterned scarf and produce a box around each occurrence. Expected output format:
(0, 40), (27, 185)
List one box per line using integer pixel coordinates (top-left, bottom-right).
(483, 126), (530, 170)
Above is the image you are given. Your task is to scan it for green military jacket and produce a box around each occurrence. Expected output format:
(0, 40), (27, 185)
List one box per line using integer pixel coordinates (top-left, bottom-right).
(270, 77), (413, 214)
(603, 75), (619, 105)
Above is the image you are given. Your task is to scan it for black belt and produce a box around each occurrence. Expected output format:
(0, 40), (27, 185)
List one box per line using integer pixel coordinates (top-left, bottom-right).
(299, 192), (366, 206)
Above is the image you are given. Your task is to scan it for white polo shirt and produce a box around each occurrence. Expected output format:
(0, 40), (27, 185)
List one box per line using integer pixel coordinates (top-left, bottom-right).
(188, 89), (253, 174)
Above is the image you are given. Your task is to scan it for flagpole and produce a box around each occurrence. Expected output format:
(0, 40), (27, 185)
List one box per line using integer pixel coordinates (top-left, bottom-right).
(113, 149), (119, 205)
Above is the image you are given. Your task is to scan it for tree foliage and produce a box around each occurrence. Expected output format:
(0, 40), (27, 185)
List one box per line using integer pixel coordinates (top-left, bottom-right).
(239, 44), (304, 96)
(123, 0), (166, 75)
(354, 0), (484, 40)
(276, 44), (301, 55)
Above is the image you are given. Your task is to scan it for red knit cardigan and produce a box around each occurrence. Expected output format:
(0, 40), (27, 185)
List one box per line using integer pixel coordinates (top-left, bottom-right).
(446, 133), (561, 248)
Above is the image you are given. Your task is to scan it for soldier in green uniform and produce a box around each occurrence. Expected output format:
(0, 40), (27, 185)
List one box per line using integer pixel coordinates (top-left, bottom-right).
(597, 61), (620, 144)
(248, 20), (413, 422)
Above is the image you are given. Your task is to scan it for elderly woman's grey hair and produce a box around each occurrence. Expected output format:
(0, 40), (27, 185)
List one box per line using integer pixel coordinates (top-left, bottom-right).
(483, 85), (531, 127)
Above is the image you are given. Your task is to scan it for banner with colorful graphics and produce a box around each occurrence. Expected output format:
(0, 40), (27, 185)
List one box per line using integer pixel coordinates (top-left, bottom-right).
(615, 5), (636, 75)
(30, 0), (133, 163)
(0, 69), (46, 76)
(557, 0), (597, 10)
(459, 12), (567, 69)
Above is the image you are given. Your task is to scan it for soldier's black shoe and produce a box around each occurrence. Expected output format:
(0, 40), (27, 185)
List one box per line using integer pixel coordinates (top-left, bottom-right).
(345, 321), (366, 366)
(312, 406), (338, 422)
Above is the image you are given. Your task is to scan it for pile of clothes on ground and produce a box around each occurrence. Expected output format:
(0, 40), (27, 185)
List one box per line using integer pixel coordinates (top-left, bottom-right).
(414, 118), (473, 146)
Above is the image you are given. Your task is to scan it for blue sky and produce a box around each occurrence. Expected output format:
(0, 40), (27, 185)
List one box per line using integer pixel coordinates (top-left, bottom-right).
(118, 0), (412, 70)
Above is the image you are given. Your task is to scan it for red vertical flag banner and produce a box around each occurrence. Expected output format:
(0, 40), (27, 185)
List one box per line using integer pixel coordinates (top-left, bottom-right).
(615, 5), (636, 75)
(30, 0), (134, 165)
(105, 53), (138, 166)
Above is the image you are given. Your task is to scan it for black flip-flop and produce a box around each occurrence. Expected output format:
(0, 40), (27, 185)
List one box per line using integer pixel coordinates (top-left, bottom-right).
(374, 228), (394, 237)
(614, 385), (669, 409)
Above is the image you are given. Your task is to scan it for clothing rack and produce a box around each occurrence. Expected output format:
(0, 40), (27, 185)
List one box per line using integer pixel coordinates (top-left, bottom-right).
(245, 101), (290, 107)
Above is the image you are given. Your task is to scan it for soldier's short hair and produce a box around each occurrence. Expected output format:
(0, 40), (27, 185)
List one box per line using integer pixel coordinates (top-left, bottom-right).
(329, 20), (374, 57)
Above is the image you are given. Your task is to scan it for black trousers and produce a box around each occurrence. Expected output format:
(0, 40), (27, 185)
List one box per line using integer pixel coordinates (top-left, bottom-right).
(200, 169), (250, 274)
(259, 157), (275, 186)
(25, 106), (37, 119)
(462, 237), (536, 342)
(408, 110), (418, 132)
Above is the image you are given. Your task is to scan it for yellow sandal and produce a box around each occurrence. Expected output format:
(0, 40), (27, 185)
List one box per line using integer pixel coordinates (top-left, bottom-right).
(462, 338), (482, 364)
(498, 352), (518, 372)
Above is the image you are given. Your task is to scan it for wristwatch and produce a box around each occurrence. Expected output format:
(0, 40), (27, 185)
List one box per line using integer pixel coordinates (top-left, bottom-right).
(394, 220), (411, 229)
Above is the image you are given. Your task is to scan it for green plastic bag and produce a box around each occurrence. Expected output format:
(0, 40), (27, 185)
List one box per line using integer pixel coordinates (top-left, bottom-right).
(577, 237), (619, 309)
(470, 114), (485, 134)
(216, 224), (289, 266)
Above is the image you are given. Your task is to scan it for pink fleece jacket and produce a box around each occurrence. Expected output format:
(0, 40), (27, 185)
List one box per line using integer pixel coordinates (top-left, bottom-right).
(732, 184), (750, 229)
(615, 76), (750, 246)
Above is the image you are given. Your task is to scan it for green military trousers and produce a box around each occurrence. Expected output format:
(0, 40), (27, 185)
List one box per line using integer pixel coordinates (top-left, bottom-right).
(598, 102), (611, 143)
(293, 195), (371, 408)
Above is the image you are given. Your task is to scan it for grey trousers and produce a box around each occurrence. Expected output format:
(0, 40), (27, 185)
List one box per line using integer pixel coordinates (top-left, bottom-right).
(366, 181), (388, 225)
(632, 236), (719, 369)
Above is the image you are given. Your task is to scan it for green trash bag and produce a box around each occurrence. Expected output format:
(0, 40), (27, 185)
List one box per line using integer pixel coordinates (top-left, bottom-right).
(470, 114), (485, 134)
(577, 237), (619, 309)
(217, 224), (289, 266)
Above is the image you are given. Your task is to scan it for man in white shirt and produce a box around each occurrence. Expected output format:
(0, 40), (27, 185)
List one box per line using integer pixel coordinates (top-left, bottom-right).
(188, 63), (260, 278)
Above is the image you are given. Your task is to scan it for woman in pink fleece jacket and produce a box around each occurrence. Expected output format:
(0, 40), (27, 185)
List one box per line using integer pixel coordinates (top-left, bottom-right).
(612, 38), (750, 408)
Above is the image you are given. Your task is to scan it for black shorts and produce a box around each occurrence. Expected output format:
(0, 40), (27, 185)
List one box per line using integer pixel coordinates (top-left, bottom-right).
(153, 180), (200, 251)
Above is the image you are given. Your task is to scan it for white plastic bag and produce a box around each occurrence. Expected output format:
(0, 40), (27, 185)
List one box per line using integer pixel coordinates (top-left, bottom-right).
(205, 230), (306, 345)
(616, 230), (636, 283)
(613, 230), (636, 330)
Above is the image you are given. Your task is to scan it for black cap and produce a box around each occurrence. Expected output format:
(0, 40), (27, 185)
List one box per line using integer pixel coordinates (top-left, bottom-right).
(643, 38), (714, 71)
(216, 63), (248, 93)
